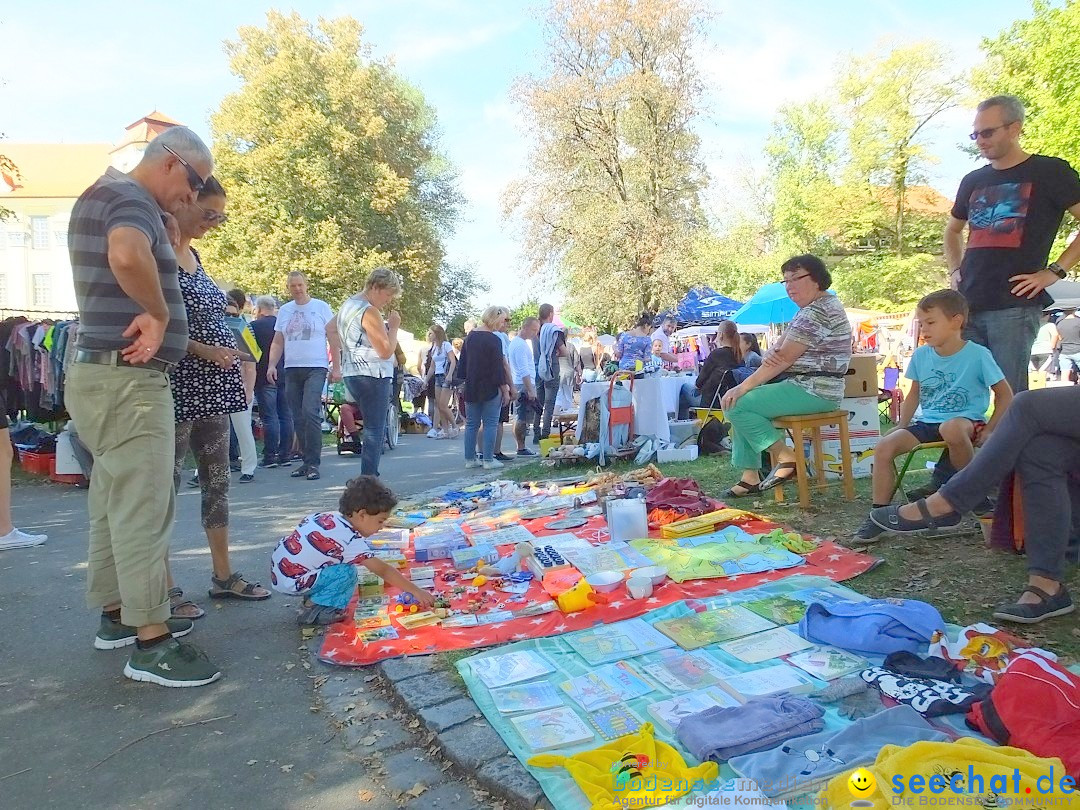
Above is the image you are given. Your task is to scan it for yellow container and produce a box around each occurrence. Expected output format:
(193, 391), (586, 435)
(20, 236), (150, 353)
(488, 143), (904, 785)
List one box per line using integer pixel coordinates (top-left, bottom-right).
(539, 437), (560, 457)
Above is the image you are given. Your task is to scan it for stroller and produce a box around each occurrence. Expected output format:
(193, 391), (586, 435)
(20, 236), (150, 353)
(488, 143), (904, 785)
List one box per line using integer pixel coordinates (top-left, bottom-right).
(334, 383), (402, 455)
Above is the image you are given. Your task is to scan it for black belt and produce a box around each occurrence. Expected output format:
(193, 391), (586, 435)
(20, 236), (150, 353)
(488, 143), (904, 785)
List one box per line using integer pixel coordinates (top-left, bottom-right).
(74, 349), (172, 374)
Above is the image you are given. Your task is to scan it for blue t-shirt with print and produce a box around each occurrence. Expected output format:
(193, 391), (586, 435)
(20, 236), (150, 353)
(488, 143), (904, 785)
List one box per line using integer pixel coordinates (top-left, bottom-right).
(905, 341), (1005, 424)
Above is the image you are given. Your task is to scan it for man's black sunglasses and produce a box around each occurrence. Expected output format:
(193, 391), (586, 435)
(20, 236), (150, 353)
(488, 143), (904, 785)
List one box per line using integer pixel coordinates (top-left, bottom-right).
(162, 144), (206, 193)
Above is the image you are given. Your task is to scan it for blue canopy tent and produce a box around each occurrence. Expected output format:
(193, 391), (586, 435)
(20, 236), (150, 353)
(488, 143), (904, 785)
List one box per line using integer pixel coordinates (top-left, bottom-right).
(731, 282), (836, 328)
(663, 286), (744, 327)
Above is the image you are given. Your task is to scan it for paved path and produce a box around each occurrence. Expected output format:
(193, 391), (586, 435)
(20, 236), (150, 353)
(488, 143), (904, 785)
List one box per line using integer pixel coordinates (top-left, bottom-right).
(0, 434), (511, 809)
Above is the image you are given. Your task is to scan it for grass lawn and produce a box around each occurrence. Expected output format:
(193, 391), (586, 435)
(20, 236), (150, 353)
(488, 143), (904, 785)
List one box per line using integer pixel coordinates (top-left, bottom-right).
(500, 449), (1080, 663)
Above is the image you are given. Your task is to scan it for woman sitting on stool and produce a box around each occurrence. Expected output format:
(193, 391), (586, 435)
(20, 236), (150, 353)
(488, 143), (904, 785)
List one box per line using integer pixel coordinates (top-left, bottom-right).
(721, 255), (852, 498)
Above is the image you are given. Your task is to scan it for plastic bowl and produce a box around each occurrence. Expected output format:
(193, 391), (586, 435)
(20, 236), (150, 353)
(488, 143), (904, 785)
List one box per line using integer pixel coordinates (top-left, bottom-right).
(631, 565), (668, 586)
(585, 570), (624, 592)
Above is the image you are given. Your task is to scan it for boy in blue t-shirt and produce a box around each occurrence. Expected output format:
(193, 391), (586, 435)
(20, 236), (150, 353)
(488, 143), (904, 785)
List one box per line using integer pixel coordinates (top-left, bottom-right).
(855, 290), (1013, 541)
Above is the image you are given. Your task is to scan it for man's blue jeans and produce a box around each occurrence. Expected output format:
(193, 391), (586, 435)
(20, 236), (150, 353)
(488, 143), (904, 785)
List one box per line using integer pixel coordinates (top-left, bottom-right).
(255, 384), (293, 464)
(465, 393), (502, 462)
(285, 367), (327, 469)
(964, 306), (1042, 394)
(344, 374), (392, 477)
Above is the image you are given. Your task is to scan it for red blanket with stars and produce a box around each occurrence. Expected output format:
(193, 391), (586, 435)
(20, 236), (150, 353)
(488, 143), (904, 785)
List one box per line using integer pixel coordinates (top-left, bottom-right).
(317, 511), (877, 667)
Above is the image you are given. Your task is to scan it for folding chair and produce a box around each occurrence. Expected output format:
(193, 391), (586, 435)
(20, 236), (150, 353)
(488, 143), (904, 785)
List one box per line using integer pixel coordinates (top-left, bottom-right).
(607, 371), (635, 446)
(878, 366), (902, 426)
(890, 440), (946, 501)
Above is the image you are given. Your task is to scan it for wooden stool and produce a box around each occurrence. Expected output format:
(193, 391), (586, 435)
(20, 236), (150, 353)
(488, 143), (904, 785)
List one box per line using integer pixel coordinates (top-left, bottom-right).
(770, 410), (856, 508)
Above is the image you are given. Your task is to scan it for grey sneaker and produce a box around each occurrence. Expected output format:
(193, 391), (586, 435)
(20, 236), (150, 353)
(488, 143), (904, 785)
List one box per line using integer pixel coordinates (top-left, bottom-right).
(464, 459), (482, 469)
(853, 515), (887, 543)
(123, 638), (222, 687)
(482, 459), (504, 470)
(94, 615), (194, 650)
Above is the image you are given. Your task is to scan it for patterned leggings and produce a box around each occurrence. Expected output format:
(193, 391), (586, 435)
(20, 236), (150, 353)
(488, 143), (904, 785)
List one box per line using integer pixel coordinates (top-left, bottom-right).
(174, 415), (231, 530)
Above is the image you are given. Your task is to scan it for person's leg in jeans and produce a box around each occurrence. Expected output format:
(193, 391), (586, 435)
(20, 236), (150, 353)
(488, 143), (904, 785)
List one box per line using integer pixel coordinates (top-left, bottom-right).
(480, 393), (502, 462)
(255, 386), (280, 465)
(230, 402), (257, 476)
(541, 373), (560, 440)
(346, 374), (391, 477)
(275, 381), (294, 465)
(678, 383), (701, 421)
(284, 368), (306, 469)
(298, 368), (328, 470)
(463, 398), (482, 466)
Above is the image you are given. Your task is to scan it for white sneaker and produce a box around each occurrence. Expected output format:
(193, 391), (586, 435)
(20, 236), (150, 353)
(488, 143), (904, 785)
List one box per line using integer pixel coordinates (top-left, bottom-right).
(426, 428), (439, 438)
(435, 429), (448, 439)
(465, 460), (483, 469)
(0, 528), (48, 551)
(482, 459), (504, 470)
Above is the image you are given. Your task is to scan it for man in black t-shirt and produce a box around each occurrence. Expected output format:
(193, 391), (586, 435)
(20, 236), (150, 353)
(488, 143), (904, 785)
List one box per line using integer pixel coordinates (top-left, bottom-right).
(946, 95), (1080, 392)
(917, 96), (1080, 499)
(251, 295), (294, 467)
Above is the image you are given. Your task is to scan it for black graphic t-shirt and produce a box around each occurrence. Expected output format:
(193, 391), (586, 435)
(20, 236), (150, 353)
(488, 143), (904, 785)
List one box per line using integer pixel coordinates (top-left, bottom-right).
(952, 154), (1080, 312)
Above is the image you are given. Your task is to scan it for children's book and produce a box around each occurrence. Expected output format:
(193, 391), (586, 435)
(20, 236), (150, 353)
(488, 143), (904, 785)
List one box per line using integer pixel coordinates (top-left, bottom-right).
(470, 650), (555, 688)
(491, 681), (564, 714)
(588, 705), (643, 741)
(565, 618), (676, 665)
(471, 524), (537, 547)
(535, 533), (596, 554)
(787, 587), (851, 608)
(654, 607), (777, 650)
(719, 627), (814, 664)
(475, 610), (515, 625)
(560, 662), (654, 711)
(354, 610), (391, 631)
(563, 542), (653, 576)
(786, 646), (869, 681)
(718, 663), (817, 701)
(647, 687), (741, 733)
(441, 614), (479, 628)
(397, 610), (442, 630)
(358, 626), (399, 642)
(739, 596), (809, 625)
(510, 706), (595, 752)
(641, 650), (739, 691)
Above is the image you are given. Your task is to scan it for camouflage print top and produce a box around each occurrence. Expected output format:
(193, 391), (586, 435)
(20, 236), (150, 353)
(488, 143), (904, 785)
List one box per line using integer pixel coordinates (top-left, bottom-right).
(781, 293), (852, 403)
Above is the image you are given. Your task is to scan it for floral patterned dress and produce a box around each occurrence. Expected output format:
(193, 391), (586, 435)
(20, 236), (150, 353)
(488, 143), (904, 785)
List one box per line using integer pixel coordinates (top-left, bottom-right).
(168, 249), (246, 423)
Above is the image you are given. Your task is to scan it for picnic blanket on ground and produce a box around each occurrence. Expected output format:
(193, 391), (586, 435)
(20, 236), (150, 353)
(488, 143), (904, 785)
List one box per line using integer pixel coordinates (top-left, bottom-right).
(317, 508), (878, 667)
(456, 576), (994, 810)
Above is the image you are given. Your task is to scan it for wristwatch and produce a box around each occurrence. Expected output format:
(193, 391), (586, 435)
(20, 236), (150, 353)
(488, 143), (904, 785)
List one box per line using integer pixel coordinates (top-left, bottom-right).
(1048, 262), (1068, 279)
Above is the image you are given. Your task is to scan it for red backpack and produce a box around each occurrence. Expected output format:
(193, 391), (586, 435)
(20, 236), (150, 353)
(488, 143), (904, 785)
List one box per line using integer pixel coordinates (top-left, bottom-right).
(966, 651), (1080, 779)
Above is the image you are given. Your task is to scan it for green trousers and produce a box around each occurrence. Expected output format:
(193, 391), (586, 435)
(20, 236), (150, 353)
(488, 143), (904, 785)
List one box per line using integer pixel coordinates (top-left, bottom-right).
(726, 381), (837, 471)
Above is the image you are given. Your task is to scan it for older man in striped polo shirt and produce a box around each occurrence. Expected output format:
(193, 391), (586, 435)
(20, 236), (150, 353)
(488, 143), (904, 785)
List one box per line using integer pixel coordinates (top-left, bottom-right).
(66, 126), (221, 687)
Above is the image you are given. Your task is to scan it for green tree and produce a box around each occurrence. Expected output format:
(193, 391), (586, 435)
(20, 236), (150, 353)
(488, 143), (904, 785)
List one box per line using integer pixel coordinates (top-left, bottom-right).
(975, 0), (1080, 168)
(435, 261), (487, 335)
(505, 0), (710, 327)
(831, 252), (946, 311)
(201, 12), (461, 331)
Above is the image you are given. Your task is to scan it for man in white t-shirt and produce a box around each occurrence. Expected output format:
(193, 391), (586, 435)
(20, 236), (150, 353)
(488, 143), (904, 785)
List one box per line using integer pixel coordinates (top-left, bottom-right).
(266, 271), (341, 481)
(651, 316), (678, 363)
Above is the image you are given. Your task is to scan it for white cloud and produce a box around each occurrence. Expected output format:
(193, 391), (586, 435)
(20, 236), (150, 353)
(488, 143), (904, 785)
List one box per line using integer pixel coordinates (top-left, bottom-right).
(387, 21), (521, 68)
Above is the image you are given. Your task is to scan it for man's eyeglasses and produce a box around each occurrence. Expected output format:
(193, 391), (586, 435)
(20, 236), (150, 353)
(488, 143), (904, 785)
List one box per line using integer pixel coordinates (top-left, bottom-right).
(194, 202), (228, 225)
(782, 274), (810, 285)
(162, 144), (206, 192)
(969, 123), (1015, 141)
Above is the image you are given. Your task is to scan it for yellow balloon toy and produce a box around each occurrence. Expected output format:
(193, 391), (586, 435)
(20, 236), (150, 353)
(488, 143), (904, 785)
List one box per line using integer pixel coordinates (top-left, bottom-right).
(529, 722), (718, 810)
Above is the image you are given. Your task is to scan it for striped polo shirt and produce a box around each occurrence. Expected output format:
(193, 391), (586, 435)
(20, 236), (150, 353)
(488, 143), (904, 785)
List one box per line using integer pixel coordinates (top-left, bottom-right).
(68, 167), (188, 365)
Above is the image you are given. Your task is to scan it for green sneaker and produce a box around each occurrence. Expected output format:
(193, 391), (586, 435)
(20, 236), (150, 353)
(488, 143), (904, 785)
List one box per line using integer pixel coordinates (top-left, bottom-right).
(94, 615), (194, 650)
(123, 638), (222, 687)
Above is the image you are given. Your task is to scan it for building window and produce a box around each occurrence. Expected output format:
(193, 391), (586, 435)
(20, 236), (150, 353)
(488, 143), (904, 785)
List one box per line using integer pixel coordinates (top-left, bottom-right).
(7, 230), (26, 247)
(54, 229), (68, 247)
(32, 274), (50, 307)
(31, 217), (49, 250)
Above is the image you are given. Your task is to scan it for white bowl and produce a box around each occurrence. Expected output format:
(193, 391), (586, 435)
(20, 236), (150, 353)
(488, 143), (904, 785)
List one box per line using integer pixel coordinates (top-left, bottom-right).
(585, 570), (624, 592)
(631, 565), (668, 586)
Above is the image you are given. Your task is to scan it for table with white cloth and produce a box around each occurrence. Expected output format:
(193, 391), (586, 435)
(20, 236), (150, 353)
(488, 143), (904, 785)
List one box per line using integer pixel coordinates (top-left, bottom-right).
(574, 374), (693, 443)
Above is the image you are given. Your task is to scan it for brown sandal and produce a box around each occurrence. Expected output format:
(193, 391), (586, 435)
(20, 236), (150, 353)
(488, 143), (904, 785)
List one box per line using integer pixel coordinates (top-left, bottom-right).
(169, 586), (206, 619)
(209, 572), (271, 601)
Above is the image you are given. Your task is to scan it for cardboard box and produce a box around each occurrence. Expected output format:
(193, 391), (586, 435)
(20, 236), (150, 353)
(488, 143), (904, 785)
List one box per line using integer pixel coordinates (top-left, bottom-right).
(845, 354), (878, 397)
(805, 437), (878, 480)
(657, 446), (699, 463)
(819, 396), (881, 441)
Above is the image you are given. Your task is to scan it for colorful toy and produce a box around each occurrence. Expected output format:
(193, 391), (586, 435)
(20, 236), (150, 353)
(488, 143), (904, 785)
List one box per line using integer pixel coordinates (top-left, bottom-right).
(555, 578), (597, 613)
(479, 542), (536, 577)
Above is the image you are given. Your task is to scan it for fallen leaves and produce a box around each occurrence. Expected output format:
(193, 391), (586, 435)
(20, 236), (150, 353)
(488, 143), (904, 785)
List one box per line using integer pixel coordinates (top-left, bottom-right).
(357, 789), (375, 802)
(405, 783), (427, 799)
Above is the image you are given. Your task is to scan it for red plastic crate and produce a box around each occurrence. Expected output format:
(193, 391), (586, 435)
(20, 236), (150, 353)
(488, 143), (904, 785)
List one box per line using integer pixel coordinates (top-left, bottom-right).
(48, 456), (85, 485)
(19, 451), (55, 476)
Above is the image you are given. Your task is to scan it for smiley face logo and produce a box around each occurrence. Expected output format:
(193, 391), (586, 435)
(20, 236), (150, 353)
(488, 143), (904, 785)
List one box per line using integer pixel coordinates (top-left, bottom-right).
(848, 768), (877, 803)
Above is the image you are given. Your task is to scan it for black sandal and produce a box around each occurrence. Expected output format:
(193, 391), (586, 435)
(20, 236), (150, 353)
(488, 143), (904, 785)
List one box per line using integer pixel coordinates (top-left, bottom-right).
(209, 572), (272, 601)
(725, 479), (762, 498)
(306, 468), (321, 481)
(992, 585), (1074, 624)
(869, 498), (962, 534)
(759, 461), (798, 492)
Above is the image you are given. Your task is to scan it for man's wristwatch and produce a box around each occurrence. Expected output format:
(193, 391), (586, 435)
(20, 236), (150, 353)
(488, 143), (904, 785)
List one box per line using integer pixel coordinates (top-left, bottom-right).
(1048, 262), (1068, 279)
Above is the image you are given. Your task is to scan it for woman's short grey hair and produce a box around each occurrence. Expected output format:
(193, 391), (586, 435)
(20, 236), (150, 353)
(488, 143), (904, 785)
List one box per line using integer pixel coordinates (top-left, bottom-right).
(142, 126), (213, 169)
(978, 95), (1025, 125)
(254, 295), (278, 313)
(364, 267), (403, 294)
(481, 305), (510, 330)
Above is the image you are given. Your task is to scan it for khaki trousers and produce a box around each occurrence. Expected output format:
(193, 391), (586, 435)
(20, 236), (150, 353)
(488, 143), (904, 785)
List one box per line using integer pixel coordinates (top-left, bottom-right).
(66, 363), (176, 627)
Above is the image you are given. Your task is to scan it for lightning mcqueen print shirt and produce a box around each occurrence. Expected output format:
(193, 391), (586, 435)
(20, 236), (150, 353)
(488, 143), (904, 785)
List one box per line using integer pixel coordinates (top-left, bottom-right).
(269, 511), (374, 594)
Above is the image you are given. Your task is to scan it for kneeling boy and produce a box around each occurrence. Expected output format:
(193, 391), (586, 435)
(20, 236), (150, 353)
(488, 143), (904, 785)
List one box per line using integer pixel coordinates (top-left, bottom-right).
(855, 290), (1013, 541)
(270, 475), (435, 625)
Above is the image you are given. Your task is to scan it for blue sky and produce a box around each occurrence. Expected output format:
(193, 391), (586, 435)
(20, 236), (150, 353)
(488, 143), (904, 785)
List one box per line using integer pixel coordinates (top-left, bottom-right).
(0, 0), (1033, 308)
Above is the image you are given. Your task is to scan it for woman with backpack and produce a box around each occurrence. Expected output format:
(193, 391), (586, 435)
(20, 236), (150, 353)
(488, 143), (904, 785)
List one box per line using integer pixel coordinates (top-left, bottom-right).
(337, 267), (403, 477)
